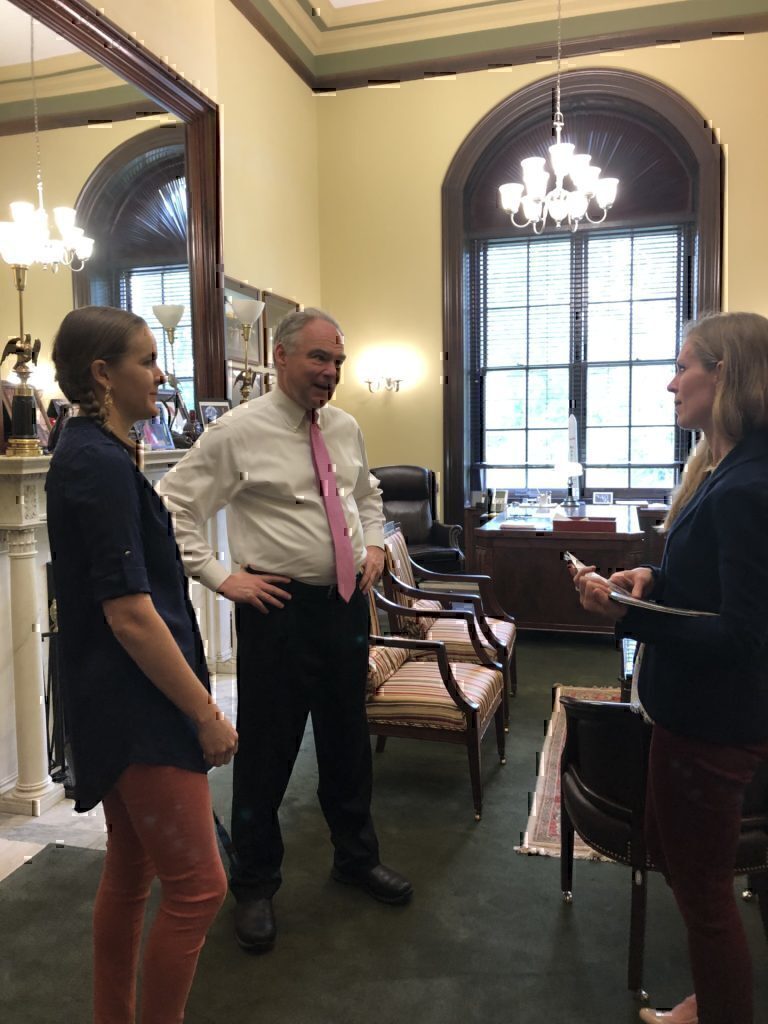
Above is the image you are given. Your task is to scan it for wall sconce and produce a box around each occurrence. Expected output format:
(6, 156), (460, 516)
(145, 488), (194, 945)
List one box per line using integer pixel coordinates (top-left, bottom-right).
(364, 376), (403, 393)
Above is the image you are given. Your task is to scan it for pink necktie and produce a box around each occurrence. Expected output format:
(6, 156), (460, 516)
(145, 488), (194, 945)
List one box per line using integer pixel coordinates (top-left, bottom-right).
(309, 410), (357, 602)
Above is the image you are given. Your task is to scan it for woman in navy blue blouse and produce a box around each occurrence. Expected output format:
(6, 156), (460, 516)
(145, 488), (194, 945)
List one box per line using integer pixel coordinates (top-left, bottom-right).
(574, 312), (768, 1024)
(47, 306), (237, 1023)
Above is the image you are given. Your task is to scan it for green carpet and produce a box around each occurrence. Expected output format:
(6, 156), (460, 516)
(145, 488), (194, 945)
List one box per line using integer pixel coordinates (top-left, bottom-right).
(1, 635), (766, 1024)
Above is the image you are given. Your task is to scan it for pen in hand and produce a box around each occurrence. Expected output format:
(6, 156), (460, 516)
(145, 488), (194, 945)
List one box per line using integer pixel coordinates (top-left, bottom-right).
(562, 551), (632, 593)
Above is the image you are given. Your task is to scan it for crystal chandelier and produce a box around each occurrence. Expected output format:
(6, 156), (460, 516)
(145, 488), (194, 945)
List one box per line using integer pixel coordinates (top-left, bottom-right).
(0, 18), (94, 273)
(498, 0), (618, 235)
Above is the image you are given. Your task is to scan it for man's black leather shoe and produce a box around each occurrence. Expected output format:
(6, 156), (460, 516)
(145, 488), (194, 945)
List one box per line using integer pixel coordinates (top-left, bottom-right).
(234, 897), (276, 953)
(331, 863), (413, 905)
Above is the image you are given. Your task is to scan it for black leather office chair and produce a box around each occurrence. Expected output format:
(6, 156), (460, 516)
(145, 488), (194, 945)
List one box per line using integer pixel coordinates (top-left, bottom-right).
(371, 465), (464, 575)
(559, 696), (768, 998)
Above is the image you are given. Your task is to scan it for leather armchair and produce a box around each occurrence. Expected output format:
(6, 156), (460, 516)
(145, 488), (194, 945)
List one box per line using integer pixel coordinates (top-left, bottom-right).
(559, 696), (768, 998)
(371, 465), (464, 575)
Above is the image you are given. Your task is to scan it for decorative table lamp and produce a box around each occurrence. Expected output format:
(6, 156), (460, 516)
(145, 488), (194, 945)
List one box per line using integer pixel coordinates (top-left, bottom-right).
(152, 304), (185, 388)
(230, 298), (265, 403)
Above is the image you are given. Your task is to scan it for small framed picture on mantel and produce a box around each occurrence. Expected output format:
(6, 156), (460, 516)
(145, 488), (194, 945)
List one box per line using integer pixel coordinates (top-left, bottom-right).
(198, 398), (231, 428)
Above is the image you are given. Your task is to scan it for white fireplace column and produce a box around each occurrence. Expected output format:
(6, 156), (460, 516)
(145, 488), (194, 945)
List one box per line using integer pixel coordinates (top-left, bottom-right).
(0, 457), (63, 815)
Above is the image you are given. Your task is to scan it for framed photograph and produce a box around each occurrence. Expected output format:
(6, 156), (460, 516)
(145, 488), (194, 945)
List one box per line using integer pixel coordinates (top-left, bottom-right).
(140, 416), (175, 451)
(490, 488), (508, 513)
(157, 383), (189, 434)
(197, 398), (231, 427)
(135, 401), (175, 451)
(593, 491), (615, 505)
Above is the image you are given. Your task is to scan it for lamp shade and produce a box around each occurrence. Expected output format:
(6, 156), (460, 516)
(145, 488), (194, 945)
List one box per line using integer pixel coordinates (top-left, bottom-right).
(152, 304), (185, 330)
(53, 206), (77, 237)
(499, 182), (524, 212)
(231, 298), (265, 326)
(0, 220), (36, 267)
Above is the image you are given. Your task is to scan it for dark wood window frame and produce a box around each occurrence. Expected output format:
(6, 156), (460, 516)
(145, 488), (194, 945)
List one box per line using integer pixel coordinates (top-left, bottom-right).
(442, 68), (723, 523)
(72, 125), (187, 307)
(8, 0), (225, 399)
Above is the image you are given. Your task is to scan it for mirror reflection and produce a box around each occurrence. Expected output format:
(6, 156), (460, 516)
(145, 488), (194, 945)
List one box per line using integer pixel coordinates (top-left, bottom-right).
(0, 0), (195, 431)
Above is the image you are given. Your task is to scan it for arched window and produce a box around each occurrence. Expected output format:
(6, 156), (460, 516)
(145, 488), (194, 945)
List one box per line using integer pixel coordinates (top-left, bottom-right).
(442, 69), (722, 521)
(74, 125), (195, 409)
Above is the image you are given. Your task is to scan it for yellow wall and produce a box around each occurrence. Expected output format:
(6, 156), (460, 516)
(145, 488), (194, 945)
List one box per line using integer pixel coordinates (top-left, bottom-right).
(213, 0), (321, 304)
(318, 33), (768, 475)
(98, 0), (219, 98)
(99, 0), (321, 302)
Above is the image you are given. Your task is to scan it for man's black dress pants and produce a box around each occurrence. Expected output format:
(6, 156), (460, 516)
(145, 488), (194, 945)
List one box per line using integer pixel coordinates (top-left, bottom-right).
(229, 580), (379, 901)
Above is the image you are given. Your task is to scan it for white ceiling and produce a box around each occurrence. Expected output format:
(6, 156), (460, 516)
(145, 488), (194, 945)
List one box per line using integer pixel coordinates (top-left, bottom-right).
(0, 1), (79, 69)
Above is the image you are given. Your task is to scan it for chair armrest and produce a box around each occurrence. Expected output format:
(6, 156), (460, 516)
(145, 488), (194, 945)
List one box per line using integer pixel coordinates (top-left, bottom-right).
(369, 633), (443, 654)
(386, 573), (481, 610)
(373, 589), (498, 669)
(369, 633), (478, 714)
(430, 522), (464, 551)
(386, 575), (504, 654)
(388, 570), (514, 637)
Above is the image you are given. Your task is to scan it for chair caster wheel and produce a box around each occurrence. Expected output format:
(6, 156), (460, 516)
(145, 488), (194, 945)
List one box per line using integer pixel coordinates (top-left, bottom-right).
(562, 891), (573, 903)
(742, 888), (754, 901)
(500, 757), (506, 765)
(474, 812), (481, 822)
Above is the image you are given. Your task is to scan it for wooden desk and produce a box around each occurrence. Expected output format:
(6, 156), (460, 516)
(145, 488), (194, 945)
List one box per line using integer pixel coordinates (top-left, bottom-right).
(473, 505), (645, 635)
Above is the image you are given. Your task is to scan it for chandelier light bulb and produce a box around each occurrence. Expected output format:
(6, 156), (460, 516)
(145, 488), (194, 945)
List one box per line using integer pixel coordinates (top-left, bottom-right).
(595, 177), (619, 209)
(549, 141), (575, 182)
(497, 0), (619, 233)
(0, 19), (94, 275)
(53, 206), (76, 235)
(499, 183), (524, 212)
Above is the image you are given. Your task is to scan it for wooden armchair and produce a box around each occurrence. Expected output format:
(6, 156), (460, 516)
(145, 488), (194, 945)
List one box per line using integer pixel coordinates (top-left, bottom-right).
(366, 586), (505, 821)
(381, 526), (518, 710)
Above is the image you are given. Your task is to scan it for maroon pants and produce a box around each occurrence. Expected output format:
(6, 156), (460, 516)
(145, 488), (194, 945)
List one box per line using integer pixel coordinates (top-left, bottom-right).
(93, 765), (227, 1024)
(645, 726), (768, 1024)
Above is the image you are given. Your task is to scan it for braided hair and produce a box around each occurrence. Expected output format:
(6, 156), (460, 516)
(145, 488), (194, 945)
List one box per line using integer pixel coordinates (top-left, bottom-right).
(52, 306), (147, 423)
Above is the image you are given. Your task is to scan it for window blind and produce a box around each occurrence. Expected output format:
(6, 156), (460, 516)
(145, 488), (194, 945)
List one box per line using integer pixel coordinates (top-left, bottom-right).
(469, 225), (692, 498)
(120, 266), (194, 411)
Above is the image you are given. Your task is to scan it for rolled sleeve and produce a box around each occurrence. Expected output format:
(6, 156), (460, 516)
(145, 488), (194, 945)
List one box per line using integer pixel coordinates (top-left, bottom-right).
(65, 450), (150, 602)
(354, 435), (385, 549)
(156, 422), (237, 590)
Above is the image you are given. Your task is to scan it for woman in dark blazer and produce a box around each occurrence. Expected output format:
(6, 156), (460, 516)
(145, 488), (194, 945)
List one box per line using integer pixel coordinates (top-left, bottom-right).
(47, 306), (238, 1023)
(574, 312), (768, 1024)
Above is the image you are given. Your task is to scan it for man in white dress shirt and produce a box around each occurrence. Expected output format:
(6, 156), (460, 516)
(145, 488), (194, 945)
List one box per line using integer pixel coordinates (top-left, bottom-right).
(157, 309), (412, 954)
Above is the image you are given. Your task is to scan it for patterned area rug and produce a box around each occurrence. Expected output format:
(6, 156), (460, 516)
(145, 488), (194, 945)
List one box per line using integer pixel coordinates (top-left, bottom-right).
(515, 685), (621, 860)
